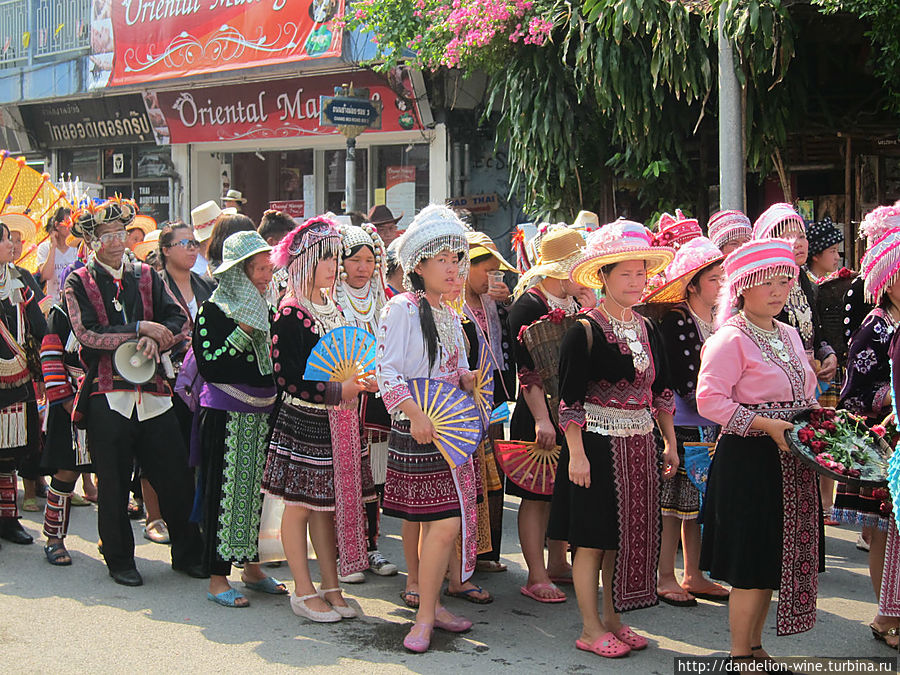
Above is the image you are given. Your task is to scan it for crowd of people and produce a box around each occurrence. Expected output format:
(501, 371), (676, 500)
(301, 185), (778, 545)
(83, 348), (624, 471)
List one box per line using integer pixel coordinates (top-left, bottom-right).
(3, 183), (900, 665)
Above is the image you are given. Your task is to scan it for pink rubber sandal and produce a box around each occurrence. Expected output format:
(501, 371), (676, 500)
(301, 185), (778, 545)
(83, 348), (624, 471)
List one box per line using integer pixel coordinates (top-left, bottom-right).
(520, 582), (567, 603)
(403, 622), (434, 653)
(575, 632), (631, 659)
(614, 625), (648, 650)
(434, 608), (472, 633)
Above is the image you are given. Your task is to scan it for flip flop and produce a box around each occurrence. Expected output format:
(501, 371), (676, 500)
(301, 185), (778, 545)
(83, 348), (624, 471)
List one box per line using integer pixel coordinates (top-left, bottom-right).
(549, 575), (574, 586)
(520, 582), (566, 603)
(870, 623), (900, 647)
(243, 576), (288, 595)
(400, 590), (420, 608)
(22, 497), (40, 512)
(207, 588), (249, 608)
(444, 585), (493, 604)
(657, 588), (697, 607)
(70, 494), (91, 507)
(686, 587), (730, 602)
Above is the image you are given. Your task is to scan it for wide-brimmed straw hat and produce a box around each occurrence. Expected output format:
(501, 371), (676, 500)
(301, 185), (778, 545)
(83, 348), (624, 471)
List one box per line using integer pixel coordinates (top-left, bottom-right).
(752, 203), (805, 240)
(514, 227), (586, 294)
(570, 220), (674, 290)
(0, 208), (38, 247)
(643, 236), (724, 304)
(127, 214), (157, 235)
(215, 230), (272, 275)
(572, 210), (600, 233)
(466, 230), (516, 272)
(132, 230), (161, 262)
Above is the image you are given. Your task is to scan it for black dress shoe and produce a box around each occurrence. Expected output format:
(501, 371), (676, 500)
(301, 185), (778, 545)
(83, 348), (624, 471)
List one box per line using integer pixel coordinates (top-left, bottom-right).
(0, 518), (34, 544)
(109, 568), (144, 586)
(172, 562), (209, 579)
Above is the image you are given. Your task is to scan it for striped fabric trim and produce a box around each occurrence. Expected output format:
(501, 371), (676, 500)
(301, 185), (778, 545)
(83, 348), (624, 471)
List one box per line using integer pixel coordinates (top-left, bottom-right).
(40, 334), (74, 405)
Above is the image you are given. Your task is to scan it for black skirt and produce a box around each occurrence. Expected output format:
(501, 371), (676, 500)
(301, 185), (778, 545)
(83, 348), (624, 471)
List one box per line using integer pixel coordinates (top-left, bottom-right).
(548, 431), (619, 548)
(700, 433), (786, 589)
(41, 404), (91, 473)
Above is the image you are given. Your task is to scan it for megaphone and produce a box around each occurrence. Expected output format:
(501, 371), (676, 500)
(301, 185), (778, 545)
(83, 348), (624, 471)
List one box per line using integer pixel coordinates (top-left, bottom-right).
(113, 340), (157, 385)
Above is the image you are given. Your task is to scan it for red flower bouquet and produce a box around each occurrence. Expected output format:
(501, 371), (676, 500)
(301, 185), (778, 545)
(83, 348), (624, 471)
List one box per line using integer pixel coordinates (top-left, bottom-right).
(787, 408), (890, 486)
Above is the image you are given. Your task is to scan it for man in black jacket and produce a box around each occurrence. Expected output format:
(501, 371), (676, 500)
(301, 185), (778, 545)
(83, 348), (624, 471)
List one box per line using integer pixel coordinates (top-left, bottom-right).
(64, 199), (203, 586)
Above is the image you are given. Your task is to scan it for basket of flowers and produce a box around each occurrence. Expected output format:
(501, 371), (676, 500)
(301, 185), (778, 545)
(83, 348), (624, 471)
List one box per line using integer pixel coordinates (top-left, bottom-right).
(785, 408), (891, 488)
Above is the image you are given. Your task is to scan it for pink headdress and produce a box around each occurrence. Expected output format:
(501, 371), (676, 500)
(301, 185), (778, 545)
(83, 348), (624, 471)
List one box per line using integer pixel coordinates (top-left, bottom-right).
(707, 210), (751, 250)
(715, 238), (799, 327)
(643, 236), (723, 304)
(861, 228), (900, 303)
(270, 215), (341, 300)
(752, 203), (805, 240)
(860, 204), (900, 248)
(653, 209), (702, 249)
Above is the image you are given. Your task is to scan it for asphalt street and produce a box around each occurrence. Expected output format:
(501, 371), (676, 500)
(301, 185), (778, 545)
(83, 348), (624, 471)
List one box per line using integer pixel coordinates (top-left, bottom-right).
(0, 485), (896, 674)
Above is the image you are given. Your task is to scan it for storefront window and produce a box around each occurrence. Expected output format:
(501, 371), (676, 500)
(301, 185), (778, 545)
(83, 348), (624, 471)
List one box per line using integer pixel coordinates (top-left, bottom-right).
(57, 148), (101, 186)
(233, 150), (315, 223)
(371, 144), (429, 229)
(103, 147), (133, 180)
(325, 148), (368, 216)
(136, 146), (174, 178)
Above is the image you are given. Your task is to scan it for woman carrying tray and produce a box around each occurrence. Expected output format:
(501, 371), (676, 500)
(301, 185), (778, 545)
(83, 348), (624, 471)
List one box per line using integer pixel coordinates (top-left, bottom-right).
(697, 238), (822, 665)
(642, 236), (730, 606)
(261, 217), (377, 623)
(834, 228), (900, 646)
(507, 226), (590, 603)
(549, 220), (678, 659)
(375, 205), (477, 653)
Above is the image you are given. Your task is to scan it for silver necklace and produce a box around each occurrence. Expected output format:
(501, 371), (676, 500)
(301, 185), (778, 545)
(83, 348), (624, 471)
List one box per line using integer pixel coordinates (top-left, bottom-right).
(337, 280), (377, 328)
(686, 303), (715, 340)
(741, 311), (791, 363)
(540, 284), (577, 313)
(300, 293), (343, 335)
(430, 303), (459, 358)
(602, 304), (649, 372)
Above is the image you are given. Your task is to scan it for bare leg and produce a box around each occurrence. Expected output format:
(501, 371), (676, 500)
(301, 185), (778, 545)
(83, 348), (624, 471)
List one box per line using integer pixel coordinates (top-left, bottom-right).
(23, 477), (36, 501)
(868, 527), (898, 634)
(749, 591), (773, 656)
(308, 510), (349, 609)
(281, 504), (331, 613)
(416, 518), (461, 625)
(402, 520), (422, 594)
(657, 514), (691, 598)
(819, 477), (835, 516)
(518, 499), (565, 600)
(600, 549), (622, 632)
(573, 547), (605, 643)
(729, 588), (770, 656)
(141, 478), (163, 523)
(547, 538), (572, 578)
(447, 550), (491, 600)
(681, 520), (729, 595)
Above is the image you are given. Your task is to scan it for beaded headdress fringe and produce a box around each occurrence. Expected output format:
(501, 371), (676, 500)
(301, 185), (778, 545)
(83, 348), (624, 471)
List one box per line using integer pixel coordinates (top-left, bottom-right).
(716, 263), (798, 328)
(402, 235), (469, 292)
(864, 245), (900, 303)
(286, 236), (341, 299)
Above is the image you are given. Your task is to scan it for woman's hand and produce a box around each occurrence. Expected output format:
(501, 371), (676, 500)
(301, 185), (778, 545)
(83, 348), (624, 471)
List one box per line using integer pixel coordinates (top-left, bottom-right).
(534, 416), (556, 450)
(568, 451), (591, 488)
(817, 354), (838, 382)
(758, 417), (794, 453)
(341, 377), (364, 401)
(459, 371), (475, 394)
(661, 442), (679, 479)
(410, 410), (435, 444)
(359, 376), (379, 393)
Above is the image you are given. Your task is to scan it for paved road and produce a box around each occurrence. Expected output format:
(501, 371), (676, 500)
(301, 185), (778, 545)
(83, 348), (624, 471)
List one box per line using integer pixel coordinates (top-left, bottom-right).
(0, 485), (895, 673)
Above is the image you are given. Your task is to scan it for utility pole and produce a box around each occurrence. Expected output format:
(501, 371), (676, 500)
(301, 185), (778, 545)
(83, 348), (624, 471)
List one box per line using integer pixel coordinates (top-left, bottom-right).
(718, 4), (745, 211)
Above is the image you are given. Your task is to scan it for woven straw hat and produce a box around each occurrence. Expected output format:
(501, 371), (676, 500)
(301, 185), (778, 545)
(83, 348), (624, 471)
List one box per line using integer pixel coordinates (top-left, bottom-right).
(466, 230), (516, 272)
(0, 208), (37, 248)
(514, 227), (586, 294)
(570, 220), (674, 290)
(132, 230), (161, 262)
(643, 236), (724, 304)
(127, 214), (157, 236)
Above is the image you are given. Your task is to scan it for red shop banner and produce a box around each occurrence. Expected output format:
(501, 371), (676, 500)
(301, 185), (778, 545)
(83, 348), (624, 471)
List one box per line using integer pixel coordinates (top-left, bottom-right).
(152, 72), (422, 143)
(89, 0), (344, 88)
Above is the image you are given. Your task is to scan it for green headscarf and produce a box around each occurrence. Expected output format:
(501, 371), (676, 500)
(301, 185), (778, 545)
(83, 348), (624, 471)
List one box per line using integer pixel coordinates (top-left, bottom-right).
(210, 259), (272, 376)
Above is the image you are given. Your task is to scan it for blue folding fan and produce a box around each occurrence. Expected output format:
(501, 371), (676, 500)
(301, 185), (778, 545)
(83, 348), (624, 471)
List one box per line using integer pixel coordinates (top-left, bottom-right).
(303, 326), (377, 382)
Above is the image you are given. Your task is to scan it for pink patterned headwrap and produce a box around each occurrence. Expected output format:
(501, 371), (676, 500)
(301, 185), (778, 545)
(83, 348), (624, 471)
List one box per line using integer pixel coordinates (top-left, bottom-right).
(752, 203), (805, 240)
(707, 210), (752, 250)
(270, 215), (341, 301)
(861, 228), (900, 303)
(860, 204), (900, 248)
(715, 238), (799, 327)
(653, 209), (702, 249)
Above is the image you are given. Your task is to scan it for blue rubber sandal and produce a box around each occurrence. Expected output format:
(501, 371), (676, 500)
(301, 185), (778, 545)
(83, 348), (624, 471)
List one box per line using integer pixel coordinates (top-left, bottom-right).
(207, 588), (249, 607)
(242, 576), (288, 595)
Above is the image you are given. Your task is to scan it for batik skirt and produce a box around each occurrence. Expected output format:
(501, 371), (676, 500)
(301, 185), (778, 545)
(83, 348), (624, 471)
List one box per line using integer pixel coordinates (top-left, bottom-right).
(262, 399), (376, 510)
(659, 426), (711, 521)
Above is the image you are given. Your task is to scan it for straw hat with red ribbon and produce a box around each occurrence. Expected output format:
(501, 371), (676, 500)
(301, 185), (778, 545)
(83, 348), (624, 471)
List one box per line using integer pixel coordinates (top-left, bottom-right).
(643, 236), (724, 304)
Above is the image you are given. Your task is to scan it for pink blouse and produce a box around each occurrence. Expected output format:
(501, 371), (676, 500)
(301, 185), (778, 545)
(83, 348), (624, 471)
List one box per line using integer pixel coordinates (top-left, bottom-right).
(696, 315), (817, 436)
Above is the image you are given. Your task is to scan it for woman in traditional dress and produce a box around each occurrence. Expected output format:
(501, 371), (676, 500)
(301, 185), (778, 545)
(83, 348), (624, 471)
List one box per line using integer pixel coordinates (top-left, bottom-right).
(507, 226), (590, 603)
(697, 238), (822, 664)
(40, 260), (91, 565)
(707, 210), (752, 256)
(261, 216), (376, 623)
(376, 204), (477, 652)
(833, 227), (900, 645)
(462, 230), (517, 574)
(644, 236), (729, 606)
(548, 221), (677, 659)
(333, 222), (398, 580)
(0, 220), (46, 549)
(194, 231), (284, 607)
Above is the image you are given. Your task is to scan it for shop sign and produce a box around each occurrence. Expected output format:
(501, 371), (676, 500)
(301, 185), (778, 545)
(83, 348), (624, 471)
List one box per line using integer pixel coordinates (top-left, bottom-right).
(88, 0), (345, 89)
(320, 96), (383, 129)
(447, 193), (501, 215)
(269, 200), (305, 219)
(19, 95), (155, 149)
(153, 71), (421, 144)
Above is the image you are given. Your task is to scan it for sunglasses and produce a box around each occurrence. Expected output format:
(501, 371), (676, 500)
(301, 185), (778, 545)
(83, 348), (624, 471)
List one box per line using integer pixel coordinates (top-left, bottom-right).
(97, 230), (128, 245)
(168, 238), (200, 250)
